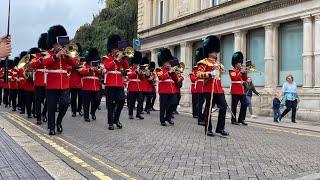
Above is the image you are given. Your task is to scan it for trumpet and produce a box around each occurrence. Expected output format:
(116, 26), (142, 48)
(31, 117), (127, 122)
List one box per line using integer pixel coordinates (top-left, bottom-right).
(115, 47), (134, 59)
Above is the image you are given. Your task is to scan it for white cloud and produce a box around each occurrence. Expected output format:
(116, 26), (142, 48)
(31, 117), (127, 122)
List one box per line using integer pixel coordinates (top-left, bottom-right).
(0, 0), (104, 57)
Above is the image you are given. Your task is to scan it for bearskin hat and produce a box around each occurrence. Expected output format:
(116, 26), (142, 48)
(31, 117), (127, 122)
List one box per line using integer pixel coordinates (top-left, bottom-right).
(38, 33), (48, 50)
(8, 59), (15, 69)
(130, 51), (142, 65)
(149, 61), (156, 71)
(105, 34), (121, 53)
(28, 47), (41, 55)
(19, 51), (28, 60)
(203, 35), (220, 57)
(232, 51), (244, 67)
(141, 56), (149, 66)
(85, 48), (100, 62)
(157, 48), (174, 67)
(47, 25), (67, 49)
(195, 47), (206, 63)
(13, 56), (21, 67)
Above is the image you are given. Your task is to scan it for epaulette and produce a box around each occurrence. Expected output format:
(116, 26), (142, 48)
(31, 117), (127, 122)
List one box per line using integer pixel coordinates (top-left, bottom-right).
(197, 58), (208, 66)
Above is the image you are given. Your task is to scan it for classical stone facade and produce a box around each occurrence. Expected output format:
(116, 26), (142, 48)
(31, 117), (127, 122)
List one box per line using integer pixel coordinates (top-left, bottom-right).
(137, 0), (320, 121)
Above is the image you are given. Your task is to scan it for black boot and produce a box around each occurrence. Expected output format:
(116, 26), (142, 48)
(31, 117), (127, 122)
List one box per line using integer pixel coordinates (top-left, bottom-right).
(57, 124), (63, 133)
(91, 113), (96, 120)
(42, 115), (47, 122)
(78, 111), (83, 116)
(85, 118), (90, 122)
(136, 115), (144, 120)
(36, 121), (42, 125)
(129, 115), (134, 120)
(108, 124), (114, 130)
(115, 122), (122, 129)
(72, 112), (76, 117)
(49, 129), (56, 135)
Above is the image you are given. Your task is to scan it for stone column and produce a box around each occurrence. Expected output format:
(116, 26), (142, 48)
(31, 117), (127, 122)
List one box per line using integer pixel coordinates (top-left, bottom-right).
(163, 0), (169, 23)
(314, 14), (320, 87)
(168, 0), (175, 21)
(179, 42), (193, 107)
(302, 15), (313, 88)
(151, 49), (158, 67)
(234, 31), (242, 52)
(240, 30), (247, 59)
(264, 24), (274, 88)
(273, 24), (279, 87)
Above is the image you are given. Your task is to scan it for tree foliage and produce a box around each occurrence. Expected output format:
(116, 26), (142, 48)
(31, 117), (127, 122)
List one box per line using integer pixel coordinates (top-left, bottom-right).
(73, 0), (137, 55)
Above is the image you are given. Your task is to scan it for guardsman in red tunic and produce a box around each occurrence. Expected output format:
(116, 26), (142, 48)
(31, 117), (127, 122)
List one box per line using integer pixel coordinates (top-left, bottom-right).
(79, 48), (101, 122)
(140, 59), (156, 114)
(229, 52), (248, 126)
(102, 34), (130, 130)
(69, 43), (84, 117)
(194, 48), (206, 125)
(156, 48), (178, 126)
(30, 33), (49, 125)
(190, 66), (198, 118)
(2, 60), (13, 107)
(0, 67), (4, 105)
(9, 58), (20, 111)
(43, 25), (78, 135)
(196, 35), (229, 137)
(15, 53), (27, 112)
(127, 51), (144, 120)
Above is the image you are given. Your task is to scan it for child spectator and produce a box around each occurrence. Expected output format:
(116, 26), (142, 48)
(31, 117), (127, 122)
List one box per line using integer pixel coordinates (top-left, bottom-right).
(273, 92), (281, 123)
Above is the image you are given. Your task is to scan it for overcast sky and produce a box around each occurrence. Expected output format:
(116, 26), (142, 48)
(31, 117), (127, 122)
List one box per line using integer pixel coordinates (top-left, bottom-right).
(0, 0), (104, 58)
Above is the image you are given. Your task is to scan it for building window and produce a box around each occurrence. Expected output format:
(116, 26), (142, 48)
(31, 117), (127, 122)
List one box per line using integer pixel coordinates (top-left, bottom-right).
(279, 20), (303, 86)
(158, 0), (164, 25)
(247, 28), (265, 86)
(210, 0), (220, 7)
(220, 34), (234, 87)
(192, 41), (203, 66)
(174, 45), (181, 60)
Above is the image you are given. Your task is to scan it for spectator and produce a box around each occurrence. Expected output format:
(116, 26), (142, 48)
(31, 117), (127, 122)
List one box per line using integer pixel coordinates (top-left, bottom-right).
(280, 74), (298, 123)
(273, 91), (281, 123)
(244, 77), (260, 118)
(0, 35), (12, 58)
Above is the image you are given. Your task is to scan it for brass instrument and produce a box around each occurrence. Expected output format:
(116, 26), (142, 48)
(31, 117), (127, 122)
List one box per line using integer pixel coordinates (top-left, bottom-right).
(116, 47), (134, 59)
(17, 55), (34, 82)
(172, 62), (185, 75)
(65, 42), (80, 58)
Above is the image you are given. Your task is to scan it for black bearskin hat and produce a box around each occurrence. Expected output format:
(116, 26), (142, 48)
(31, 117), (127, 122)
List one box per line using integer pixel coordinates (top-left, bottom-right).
(8, 59), (15, 69)
(19, 51), (28, 59)
(14, 56), (21, 67)
(85, 48), (100, 62)
(149, 61), (156, 71)
(130, 51), (142, 64)
(38, 33), (48, 50)
(157, 48), (174, 67)
(232, 51), (244, 67)
(28, 47), (41, 55)
(141, 56), (149, 66)
(203, 35), (220, 57)
(106, 34), (121, 53)
(47, 25), (67, 49)
(195, 47), (206, 63)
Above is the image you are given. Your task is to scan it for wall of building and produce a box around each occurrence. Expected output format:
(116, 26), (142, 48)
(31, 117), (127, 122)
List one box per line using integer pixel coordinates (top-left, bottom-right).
(137, 0), (320, 121)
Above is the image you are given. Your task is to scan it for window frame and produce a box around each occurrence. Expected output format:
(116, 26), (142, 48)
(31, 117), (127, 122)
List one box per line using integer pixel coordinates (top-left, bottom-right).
(210, 0), (220, 7)
(158, 0), (164, 25)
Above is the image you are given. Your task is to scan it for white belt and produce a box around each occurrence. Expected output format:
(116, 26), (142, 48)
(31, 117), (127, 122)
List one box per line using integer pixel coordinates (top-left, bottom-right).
(108, 71), (121, 74)
(191, 83), (195, 85)
(83, 76), (99, 80)
(196, 79), (204, 82)
(128, 79), (141, 82)
(159, 79), (174, 83)
(232, 81), (243, 84)
(36, 69), (46, 72)
(46, 69), (67, 73)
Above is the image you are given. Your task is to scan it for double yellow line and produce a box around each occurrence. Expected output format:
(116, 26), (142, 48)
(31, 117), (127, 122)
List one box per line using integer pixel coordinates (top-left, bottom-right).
(3, 112), (136, 180)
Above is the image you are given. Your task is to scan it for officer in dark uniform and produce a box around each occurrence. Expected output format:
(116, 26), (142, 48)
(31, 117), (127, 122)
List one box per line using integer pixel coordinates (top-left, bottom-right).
(196, 36), (229, 136)
(229, 52), (248, 125)
(102, 35), (129, 130)
(42, 25), (79, 135)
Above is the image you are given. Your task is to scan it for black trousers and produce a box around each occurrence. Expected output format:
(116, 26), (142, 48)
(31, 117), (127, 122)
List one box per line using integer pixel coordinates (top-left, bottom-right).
(203, 93), (227, 132)
(281, 100), (297, 122)
(47, 89), (70, 130)
(19, 90), (26, 112)
(9, 89), (18, 109)
(3, 88), (9, 106)
(231, 94), (247, 123)
(159, 93), (177, 123)
(70, 88), (82, 114)
(144, 92), (153, 111)
(197, 93), (206, 123)
(172, 93), (181, 112)
(106, 87), (125, 125)
(25, 91), (35, 116)
(0, 88), (2, 105)
(192, 93), (199, 117)
(151, 91), (156, 109)
(82, 90), (100, 119)
(35, 86), (47, 122)
(127, 92), (143, 116)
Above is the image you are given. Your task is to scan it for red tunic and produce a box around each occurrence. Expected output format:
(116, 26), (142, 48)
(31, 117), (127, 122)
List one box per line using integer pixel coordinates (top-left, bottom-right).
(196, 58), (224, 94)
(102, 55), (129, 87)
(79, 64), (101, 91)
(29, 53), (46, 87)
(8, 69), (19, 90)
(141, 72), (156, 93)
(0, 68), (5, 88)
(69, 70), (83, 89)
(172, 73), (184, 94)
(42, 50), (78, 90)
(189, 72), (197, 94)
(229, 68), (247, 95)
(156, 67), (179, 94)
(127, 66), (142, 92)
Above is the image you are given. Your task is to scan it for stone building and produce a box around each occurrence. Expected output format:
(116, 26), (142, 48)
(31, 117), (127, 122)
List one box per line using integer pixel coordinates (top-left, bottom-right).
(137, 0), (320, 121)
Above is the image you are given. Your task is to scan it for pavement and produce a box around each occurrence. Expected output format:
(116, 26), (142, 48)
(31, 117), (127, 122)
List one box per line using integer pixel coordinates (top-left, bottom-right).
(0, 103), (320, 180)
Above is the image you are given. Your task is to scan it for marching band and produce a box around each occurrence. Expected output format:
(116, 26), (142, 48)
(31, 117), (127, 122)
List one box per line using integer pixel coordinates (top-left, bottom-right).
(0, 25), (252, 137)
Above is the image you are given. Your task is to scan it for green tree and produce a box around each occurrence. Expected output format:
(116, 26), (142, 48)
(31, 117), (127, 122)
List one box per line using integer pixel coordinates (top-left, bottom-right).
(73, 0), (137, 55)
